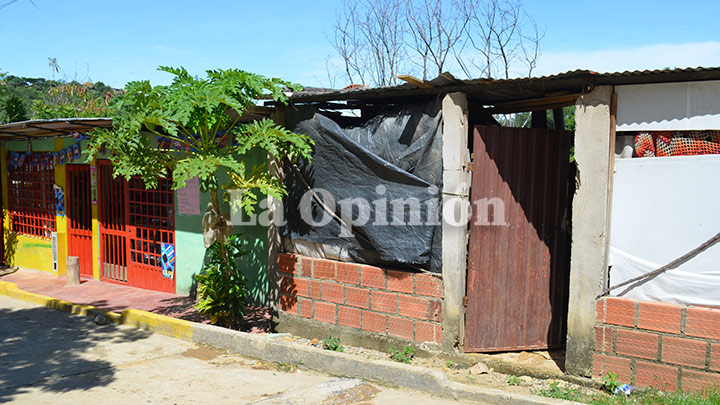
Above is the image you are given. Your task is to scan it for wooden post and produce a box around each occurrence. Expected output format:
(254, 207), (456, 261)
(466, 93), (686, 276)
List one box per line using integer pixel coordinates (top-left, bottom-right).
(66, 256), (80, 286)
(531, 110), (547, 128)
(553, 108), (565, 130)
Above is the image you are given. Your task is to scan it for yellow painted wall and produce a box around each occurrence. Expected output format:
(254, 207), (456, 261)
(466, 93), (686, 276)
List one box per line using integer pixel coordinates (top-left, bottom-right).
(1, 139), (70, 274)
(54, 138), (68, 275)
(1, 141), (56, 273)
(1, 144), (10, 267)
(13, 235), (54, 272)
(2, 139), (100, 278)
(91, 159), (100, 279)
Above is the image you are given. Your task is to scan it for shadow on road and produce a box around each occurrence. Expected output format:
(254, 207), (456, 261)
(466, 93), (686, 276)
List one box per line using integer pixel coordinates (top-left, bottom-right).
(0, 305), (151, 403)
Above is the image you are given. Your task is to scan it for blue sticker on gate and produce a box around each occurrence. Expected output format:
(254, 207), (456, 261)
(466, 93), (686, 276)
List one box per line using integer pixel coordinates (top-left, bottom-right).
(54, 185), (65, 215)
(161, 243), (175, 279)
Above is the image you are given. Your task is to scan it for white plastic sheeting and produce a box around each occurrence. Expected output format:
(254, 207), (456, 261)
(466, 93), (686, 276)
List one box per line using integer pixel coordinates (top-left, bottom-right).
(608, 155), (720, 306)
(616, 81), (720, 131)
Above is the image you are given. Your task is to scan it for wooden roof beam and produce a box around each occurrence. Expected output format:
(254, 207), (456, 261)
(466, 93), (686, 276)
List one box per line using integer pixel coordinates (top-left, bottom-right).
(488, 93), (580, 114)
(397, 75), (433, 89)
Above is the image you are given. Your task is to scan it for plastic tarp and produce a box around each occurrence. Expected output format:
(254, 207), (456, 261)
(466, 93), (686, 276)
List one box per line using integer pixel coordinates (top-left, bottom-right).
(608, 247), (720, 306)
(282, 101), (443, 272)
(608, 154), (720, 306)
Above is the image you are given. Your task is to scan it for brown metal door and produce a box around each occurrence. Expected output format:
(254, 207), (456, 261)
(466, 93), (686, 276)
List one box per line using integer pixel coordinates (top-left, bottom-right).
(67, 165), (93, 278)
(464, 125), (571, 352)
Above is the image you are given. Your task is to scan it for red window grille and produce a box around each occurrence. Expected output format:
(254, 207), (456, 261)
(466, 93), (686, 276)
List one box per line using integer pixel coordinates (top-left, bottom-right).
(8, 155), (57, 238)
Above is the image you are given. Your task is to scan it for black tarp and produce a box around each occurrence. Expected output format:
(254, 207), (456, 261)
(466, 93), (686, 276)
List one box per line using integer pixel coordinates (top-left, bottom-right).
(282, 101), (443, 272)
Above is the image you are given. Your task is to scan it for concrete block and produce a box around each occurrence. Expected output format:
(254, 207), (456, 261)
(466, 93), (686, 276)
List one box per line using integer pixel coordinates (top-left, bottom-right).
(66, 256), (80, 286)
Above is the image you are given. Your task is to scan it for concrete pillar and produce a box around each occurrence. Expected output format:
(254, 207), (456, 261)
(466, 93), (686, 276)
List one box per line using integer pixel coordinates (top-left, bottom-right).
(565, 85), (614, 376)
(440, 92), (470, 352)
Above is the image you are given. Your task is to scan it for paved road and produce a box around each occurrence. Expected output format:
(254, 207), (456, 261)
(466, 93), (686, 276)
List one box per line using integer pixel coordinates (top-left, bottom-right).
(0, 295), (461, 404)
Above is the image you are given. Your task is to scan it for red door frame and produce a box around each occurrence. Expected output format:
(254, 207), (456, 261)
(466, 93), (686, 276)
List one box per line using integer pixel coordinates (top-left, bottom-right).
(66, 165), (93, 277)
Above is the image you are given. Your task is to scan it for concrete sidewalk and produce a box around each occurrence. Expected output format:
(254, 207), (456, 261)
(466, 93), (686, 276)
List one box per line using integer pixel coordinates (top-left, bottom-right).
(1, 268), (203, 320)
(0, 268), (273, 332)
(0, 294), (461, 405)
(0, 275), (578, 404)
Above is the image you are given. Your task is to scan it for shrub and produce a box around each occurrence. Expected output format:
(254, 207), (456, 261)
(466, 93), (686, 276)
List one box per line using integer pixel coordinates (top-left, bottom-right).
(389, 345), (416, 364)
(194, 234), (249, 328)
(322, 335), (344, 352)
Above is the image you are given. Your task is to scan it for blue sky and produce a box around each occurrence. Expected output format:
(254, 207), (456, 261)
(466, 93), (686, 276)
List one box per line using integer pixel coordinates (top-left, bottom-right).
(1, 0), (719, 88)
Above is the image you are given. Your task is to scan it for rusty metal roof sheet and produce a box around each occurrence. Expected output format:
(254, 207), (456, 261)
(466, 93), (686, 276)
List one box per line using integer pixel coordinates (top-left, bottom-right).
(0, 117), (113, 140)
(288, 67), (720, 104)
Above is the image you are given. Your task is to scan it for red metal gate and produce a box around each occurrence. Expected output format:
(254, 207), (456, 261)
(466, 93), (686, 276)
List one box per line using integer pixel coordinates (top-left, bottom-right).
(464, 125), (571, 352)
(98, 161), (128, 285)
(67, 165), (93, 277)
(127, 175), (175, 293)
(97, 161), (175, 293)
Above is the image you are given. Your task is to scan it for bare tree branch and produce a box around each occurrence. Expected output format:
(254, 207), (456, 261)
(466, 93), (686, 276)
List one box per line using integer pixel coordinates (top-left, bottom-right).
(327, 0), (542, 85)
(406, 0), (469, 79)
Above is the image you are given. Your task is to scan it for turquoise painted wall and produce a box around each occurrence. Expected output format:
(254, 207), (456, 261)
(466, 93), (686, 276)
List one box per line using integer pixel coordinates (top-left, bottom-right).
(174, 148), (269, 305)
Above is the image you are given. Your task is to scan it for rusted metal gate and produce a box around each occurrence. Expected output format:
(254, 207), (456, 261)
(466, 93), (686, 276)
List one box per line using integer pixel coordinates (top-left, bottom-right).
(465, 125), (571, 352)
(97, 160), (175, 293)
(67, 165), (93, 277)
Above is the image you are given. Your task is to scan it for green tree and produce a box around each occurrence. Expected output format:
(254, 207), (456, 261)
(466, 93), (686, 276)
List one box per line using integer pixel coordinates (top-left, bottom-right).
(32, 81), (116, 119)
(0, 73), (116, 121)
(3, 93), (29, 122)
(87, 66), (313, 327)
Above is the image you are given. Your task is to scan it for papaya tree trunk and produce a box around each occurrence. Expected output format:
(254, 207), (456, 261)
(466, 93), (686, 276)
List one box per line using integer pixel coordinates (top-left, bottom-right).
(209, 185), (232, 280)
(209, 184), (238, 329)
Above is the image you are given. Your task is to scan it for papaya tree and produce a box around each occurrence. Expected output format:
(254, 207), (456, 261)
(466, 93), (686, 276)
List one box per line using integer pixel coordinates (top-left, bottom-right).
(87, 66), (313, 327)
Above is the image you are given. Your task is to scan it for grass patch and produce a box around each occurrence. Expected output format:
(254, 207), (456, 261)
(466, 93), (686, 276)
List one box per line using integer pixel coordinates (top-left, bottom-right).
(533, 381), (584, 402)
(544, 384), (720, 404)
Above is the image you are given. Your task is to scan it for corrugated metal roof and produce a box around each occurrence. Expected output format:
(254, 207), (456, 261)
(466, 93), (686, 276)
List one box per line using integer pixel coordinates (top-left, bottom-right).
(288, 67), (720, 104)
(0, 117), (112, 140)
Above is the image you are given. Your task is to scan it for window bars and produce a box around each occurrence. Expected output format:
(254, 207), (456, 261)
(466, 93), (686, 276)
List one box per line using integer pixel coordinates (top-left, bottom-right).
(8, 155), (57, 238)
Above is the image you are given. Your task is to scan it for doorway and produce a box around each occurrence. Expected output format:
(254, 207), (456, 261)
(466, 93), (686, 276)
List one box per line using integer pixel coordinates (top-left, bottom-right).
(97, 160), (176, 293)
(66, 165), (93, 278)
(464, 125), (572, 352)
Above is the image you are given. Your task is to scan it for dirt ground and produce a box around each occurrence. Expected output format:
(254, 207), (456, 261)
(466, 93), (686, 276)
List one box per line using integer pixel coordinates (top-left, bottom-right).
(283, 334), (606, 401)
(0, 295), (472, 404)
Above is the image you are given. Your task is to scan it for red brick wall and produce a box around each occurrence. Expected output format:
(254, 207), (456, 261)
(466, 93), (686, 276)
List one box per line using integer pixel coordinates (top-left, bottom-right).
(594, 297), (720, 392)
(278, 253), (443, 345)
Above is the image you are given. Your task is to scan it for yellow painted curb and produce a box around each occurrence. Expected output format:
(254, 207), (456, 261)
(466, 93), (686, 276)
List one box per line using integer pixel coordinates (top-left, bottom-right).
(120, 309), (194, 340)
(0, 280), (193, 341)
(0, 280), (121, 322)
(0, 281), (18, 295)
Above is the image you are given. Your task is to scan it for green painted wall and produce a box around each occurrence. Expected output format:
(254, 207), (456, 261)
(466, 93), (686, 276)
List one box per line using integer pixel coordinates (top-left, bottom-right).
(174, 148), (269, 305)
(7, 139), (56, 152)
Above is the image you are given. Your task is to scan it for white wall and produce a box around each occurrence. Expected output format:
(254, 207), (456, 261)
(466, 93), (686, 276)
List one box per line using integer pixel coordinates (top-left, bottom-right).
(609, 155), (720, 305)
(616, 80), (720, 131)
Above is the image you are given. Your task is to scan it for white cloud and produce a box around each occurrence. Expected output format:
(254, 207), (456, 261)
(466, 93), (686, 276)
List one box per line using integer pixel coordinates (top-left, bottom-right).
(534, 42), (720, 76)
